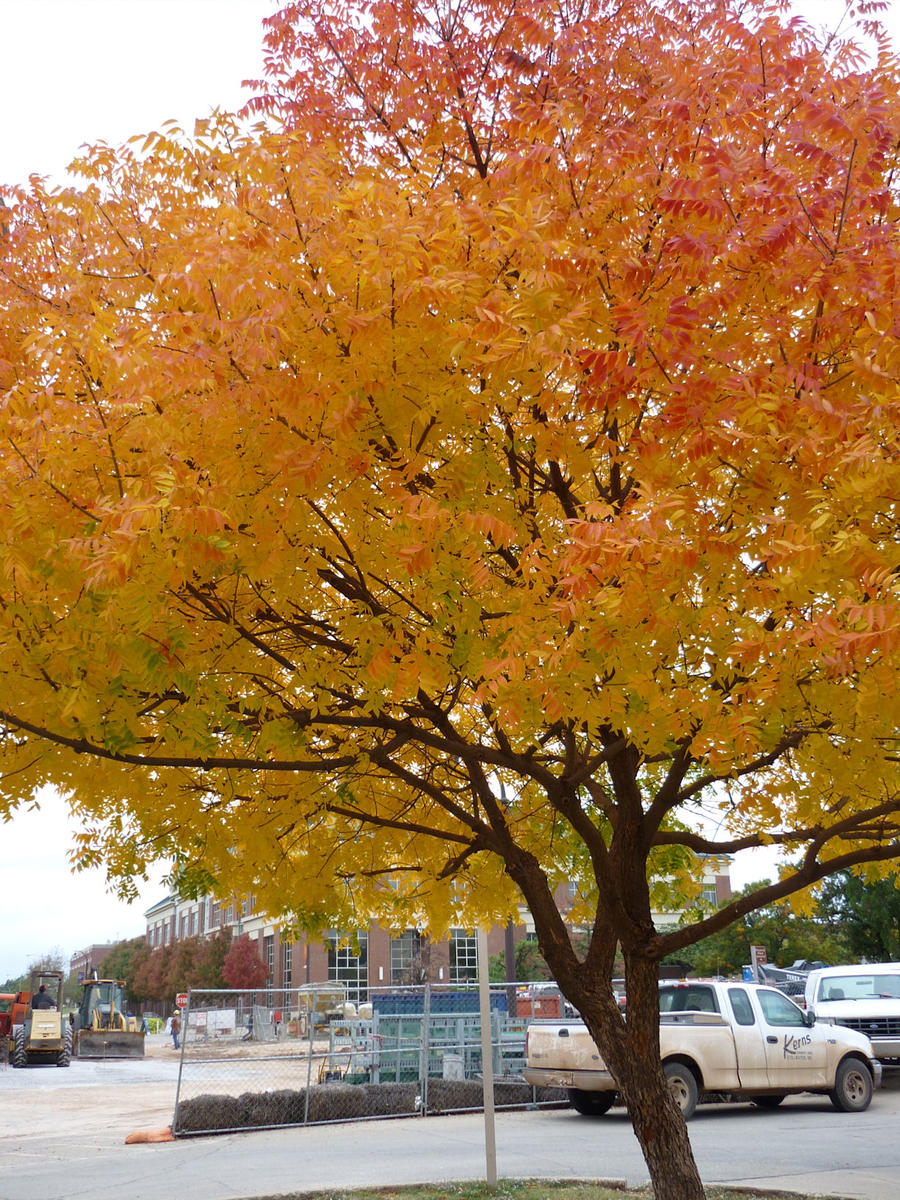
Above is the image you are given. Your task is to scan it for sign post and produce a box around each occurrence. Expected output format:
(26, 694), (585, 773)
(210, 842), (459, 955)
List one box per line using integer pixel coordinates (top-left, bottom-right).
(749, 945), (767, 982)
(477, 927), (497, 1187)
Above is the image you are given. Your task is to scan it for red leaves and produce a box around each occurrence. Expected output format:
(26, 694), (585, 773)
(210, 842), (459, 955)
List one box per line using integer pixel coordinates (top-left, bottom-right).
(656, 177), (728, 222)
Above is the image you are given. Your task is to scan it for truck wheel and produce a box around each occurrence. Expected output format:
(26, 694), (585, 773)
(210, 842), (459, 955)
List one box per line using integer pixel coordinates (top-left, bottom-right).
(829, 1057), (873, 1113)
(12, 1026), (27, 1069)
(567, 1089), (617, 1116)
(664, 1062), (699, 1120)
(751, 1094), (786, 1108)
(57, 1030), (72, 1068)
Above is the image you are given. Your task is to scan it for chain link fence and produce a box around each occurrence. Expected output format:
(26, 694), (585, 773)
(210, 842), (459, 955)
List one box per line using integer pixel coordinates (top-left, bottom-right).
(173, 983), (569, 1136)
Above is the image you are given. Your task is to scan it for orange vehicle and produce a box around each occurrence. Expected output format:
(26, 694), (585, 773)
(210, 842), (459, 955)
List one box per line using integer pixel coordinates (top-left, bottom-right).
(0, 993), (15, 1045)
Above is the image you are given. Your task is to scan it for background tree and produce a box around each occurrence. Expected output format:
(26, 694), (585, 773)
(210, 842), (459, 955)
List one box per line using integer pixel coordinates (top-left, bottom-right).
(223, 936), (269, 991)
(489, 930), (600, 982)
(1, 950), (66, 996)
(125, 933), (231, 1004)
(1, 3), (899, 1198)
(817, 870), (900, 962)
(132, 947), (175, 1007)
(489, 939), (553, 983)
(169, 937), (213, 996)
(99, 936), (153, 1005)
(675, 882), (851, 977)
(194, 929), (232, 990)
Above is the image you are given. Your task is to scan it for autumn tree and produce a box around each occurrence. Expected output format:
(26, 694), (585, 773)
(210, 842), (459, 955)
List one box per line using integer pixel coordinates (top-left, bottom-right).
(99, 936), (152, 1005)
(132, 946), (176, 1006)
(125, 932), (231, 1003)
(196, 929), (233, 990)
(1, 2), (900, 1197)
(223, 935), (269, 990)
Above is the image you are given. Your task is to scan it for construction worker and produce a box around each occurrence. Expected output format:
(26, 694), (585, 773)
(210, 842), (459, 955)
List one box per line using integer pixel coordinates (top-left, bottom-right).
(32, 985), (55, 1010)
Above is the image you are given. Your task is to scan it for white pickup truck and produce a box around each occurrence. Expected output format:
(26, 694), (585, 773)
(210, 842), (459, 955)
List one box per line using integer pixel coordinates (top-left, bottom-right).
(804, 963), (900, 1067)
(523, 980), (882, 1118)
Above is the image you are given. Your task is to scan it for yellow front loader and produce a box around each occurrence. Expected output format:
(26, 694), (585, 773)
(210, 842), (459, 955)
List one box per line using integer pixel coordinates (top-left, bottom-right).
(75, 979), (145, 1059)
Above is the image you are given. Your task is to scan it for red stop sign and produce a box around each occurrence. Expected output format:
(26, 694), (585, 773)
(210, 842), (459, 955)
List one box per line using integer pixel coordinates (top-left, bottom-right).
(176, 992), (188, 1009)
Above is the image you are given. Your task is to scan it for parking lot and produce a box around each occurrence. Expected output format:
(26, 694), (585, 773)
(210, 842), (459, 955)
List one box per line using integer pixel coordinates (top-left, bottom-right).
(4, 1042), (900, 1200)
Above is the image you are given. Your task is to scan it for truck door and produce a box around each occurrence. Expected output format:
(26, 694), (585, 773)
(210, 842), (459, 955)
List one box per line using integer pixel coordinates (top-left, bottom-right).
(755, 987), (830, 1088)
(725, 987), (769, 1088)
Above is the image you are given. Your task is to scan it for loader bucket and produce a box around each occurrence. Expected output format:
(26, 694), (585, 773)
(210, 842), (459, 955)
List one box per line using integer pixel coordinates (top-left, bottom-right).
(76, 1030), (145, 1059)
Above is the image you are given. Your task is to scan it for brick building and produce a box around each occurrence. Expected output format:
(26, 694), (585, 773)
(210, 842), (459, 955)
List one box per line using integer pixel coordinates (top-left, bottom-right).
(143, 863), (731, 1004)
(145, 890), (520, 1003)
(69, 943), (117, 981)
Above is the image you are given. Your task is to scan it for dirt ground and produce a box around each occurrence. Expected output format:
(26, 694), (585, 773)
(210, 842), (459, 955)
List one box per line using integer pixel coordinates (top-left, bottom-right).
(145, 1033), (325, 1061)
(0, 1073), (177, 1143)
(0, 1029), (338, 1146)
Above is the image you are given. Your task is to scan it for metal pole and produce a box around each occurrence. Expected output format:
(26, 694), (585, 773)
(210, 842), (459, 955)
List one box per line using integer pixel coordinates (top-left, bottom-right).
(421, 981), (431, 1115)
(477, 927), (497, 1187)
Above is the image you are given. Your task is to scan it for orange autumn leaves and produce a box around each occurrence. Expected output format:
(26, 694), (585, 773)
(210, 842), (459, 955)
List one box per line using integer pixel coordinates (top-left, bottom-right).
(0, 0), (897, 938)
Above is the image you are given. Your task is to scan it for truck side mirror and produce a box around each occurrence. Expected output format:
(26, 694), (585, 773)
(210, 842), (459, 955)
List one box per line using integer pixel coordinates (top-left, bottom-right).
(804, 1008), (816, 1027)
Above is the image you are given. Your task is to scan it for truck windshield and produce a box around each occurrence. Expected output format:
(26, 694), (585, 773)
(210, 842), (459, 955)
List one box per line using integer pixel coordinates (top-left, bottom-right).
(817, 973), (900, 1001)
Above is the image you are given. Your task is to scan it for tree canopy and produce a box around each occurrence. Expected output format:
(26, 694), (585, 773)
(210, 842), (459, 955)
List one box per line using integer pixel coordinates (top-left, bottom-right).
(817, 869), (900, 961)
(675, 880), (851, 976)
(223, 934), (269, 990)
(1, 3), (899, 1197)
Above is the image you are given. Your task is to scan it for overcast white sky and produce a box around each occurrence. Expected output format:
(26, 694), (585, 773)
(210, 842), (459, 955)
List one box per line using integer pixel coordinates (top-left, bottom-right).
(0, 0), (896, 982)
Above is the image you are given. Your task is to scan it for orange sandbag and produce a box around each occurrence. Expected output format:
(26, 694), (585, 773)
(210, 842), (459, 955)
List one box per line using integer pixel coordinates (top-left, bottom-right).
(125, 1128), (174, 1144)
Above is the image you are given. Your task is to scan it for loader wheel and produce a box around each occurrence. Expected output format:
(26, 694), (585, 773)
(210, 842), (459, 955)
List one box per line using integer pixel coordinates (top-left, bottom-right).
(57, 1030), (72, 1068)
(12, 1026), (27, 1069)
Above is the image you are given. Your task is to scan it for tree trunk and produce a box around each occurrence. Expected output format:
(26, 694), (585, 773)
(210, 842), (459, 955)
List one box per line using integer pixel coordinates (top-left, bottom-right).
(574, 954), (706, 1200)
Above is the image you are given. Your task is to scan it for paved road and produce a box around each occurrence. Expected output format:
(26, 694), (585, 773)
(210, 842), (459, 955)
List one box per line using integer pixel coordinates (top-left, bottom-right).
(3, 1057), (900, 1200)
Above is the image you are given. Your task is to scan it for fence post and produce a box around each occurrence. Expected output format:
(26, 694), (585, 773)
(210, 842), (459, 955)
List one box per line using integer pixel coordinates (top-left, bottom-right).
(303, 986), (316, 1123)
(421, 981), (431, 1115)
(173, 988), (190, 1135)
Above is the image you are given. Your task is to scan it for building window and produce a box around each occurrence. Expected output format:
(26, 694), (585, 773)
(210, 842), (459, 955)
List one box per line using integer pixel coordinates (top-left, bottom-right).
(263, 934), (275, 1003)
(180, 914), (187, 941)
(210, 900), (220, 928)
(390, 929), (421, 985)
(449, 930), (478, 982)
(283, 936), (294, 993)
(327, 930), (369, 1005)
(189, 909), (197, 937)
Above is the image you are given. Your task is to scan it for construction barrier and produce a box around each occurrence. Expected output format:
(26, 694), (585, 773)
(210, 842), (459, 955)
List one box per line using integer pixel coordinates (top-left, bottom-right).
(173, 982), (568, 1136)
